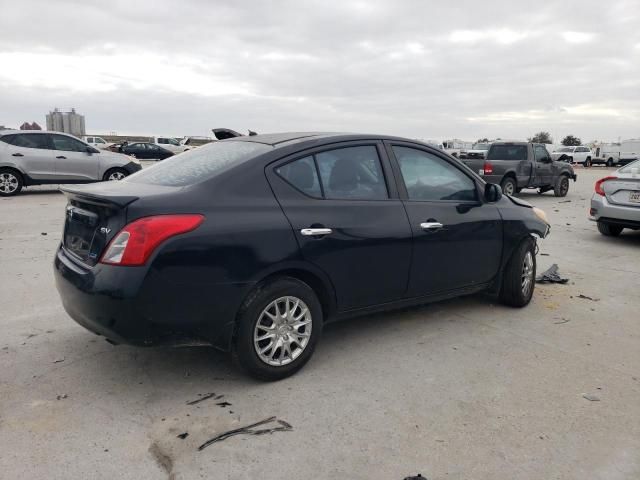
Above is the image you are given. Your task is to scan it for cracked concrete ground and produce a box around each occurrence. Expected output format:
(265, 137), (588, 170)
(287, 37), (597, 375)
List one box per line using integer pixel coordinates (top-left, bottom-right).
(0, 167), (638, 479)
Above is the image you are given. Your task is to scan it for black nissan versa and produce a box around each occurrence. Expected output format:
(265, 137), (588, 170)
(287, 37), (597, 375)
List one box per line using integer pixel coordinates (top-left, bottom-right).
(54, 133), (550, 380)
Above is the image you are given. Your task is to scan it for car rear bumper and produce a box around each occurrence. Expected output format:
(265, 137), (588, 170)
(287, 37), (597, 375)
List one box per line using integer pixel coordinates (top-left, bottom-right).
(122, 161), (142, 175)
(589, 194), (640, 227)
(54, 246), (252, 349)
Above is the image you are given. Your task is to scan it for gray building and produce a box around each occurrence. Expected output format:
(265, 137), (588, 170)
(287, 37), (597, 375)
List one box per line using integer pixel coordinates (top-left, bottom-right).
(46, 108), (86, 137)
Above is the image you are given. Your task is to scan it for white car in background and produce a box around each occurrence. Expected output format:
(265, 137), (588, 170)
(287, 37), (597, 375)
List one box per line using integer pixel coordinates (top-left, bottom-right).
(550, 146), (593, 166)
(151, 136), (190, 153)
(82, 136), (113, 150)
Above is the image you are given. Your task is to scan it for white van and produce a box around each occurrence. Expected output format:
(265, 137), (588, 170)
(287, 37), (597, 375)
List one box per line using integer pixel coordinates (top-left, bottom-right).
(82, 136), (113, 150)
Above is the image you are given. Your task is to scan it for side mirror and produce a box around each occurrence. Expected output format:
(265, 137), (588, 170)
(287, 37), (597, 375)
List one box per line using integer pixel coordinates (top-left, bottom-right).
(86, 146), (99, 154)
(484, 183), (503, 202)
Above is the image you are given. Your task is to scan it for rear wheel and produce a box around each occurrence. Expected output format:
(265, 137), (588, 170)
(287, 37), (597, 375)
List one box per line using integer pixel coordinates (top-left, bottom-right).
(553, 175), (570, 197)
(597, 221), (623, 237)
(499, 237), (536, 307)
(584, 158), (592, 167)
(234, 277), (322, 381)
(606, 158), (613, 167)
(102, 168), (128, 181)
(0, 168), (23, 196)
(500, 177), (517, 196)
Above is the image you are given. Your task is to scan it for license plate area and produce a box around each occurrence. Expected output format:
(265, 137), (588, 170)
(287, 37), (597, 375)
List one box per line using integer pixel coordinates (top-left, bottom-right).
(64, 205), (102, 263)
(630, 191), (640, 203)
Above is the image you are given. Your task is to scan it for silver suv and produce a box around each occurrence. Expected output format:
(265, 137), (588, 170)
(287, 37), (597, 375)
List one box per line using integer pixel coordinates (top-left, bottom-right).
(0, 131), (141, 196)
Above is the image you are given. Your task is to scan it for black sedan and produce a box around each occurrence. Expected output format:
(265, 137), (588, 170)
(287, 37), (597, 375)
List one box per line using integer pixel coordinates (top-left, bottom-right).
(54, 133), (550, 380)
(120, 142), (174, 160)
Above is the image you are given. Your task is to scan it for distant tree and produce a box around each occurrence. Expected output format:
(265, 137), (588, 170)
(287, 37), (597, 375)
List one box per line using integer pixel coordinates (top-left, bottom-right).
(528, 131), (553, 144)
(476, 137), (489, 143)
(561, 135), (581, 146)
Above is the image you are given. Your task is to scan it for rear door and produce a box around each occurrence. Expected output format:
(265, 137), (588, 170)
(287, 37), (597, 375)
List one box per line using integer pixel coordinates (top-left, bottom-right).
(3, 133), (57, 180)
(533, 144), (553, 185)
(267, 141), (412, 311)
(50, 134), (99, 181)
(387, 142), (502, 296)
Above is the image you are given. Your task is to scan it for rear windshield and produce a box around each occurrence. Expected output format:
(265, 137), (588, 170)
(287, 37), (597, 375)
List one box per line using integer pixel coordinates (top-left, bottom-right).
(486, 145), (528, 161)
(126, 140), (272, 186)
(619, 159), (640, 173)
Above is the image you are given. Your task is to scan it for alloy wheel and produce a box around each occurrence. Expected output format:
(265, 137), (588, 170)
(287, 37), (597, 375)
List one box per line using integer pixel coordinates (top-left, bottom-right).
(108, 171), (126, 181)
(521, 251), (534, 296)
(254, 296), (312, 367)
(0, 172), (19, 194)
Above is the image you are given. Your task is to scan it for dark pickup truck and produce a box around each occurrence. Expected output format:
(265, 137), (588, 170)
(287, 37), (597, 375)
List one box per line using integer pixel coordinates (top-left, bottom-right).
(461, 142), (577, 197)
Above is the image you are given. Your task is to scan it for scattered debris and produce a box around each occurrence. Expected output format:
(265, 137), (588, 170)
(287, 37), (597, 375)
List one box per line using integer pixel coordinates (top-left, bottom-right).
(198, 416), (293, 451)
(40, 232), (47, 236)
(56, 394), (68, 400)
(177, 432), (189, 440)
(186, 393), (224, 406)
(404, 475), (427, 480)
(536, 264), (568, 284)
(577, 294), (599, 301)
(53, 357), (65, 363)
(554, 318), (570, 324)
(540, 253), (550, 256)
(559, 200), (572, 203)
(582, 394), (601, 402)
(216, 401), (232, 408)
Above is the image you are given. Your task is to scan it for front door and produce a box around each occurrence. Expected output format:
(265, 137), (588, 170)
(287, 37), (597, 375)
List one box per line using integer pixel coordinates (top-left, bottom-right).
(50, 134), (99, 181)
(533, 144), (553, 185)
(268, 142), (412, 311)
(387, 143), (503, 296)
(4, 133), (57, 180)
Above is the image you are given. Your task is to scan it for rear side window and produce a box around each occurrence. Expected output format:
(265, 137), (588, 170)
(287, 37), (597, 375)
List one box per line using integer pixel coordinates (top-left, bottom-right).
(4, 133), (50, 149)
(276, 156), (322, 197)
(487, 145), (528, 161)
(127, 140), (272, 186)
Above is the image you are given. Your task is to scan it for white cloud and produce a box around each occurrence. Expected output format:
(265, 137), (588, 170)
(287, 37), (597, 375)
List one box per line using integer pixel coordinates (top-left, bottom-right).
(449, 29), (529, 45)
(562, 31), (596, 44)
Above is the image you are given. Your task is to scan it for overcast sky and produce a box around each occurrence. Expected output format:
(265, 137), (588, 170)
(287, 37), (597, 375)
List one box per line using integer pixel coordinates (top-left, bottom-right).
(1, 0), (639, 143)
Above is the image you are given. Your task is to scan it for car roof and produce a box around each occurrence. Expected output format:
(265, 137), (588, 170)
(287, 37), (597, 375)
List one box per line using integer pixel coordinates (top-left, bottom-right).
(223, 132), (430, 148)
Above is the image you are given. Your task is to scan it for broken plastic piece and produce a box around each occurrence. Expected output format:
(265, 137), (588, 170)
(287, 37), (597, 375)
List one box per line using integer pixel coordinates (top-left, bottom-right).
(535, 264), (568, 284)
(198, 416), (292, 451)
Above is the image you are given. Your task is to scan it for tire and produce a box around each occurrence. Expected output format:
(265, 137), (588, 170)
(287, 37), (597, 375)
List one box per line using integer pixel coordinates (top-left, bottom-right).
(606, 158), (613, 167)
(102, 168), (129, 181)
(597, 221), (623, 237)
(516, 187), (523, 193)
(566, 156), (573, 164)
(0, 168), (24, 196)
(234, 277), (322, 381)
(553, 175), (570, 197)
(500, 177), (517, 196)
(499, 237), (536, 307)
(584, 158), (592, 168)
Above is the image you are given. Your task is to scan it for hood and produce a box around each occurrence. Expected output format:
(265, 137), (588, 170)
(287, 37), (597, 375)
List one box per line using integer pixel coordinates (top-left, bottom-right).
(506, 194), (533, 208)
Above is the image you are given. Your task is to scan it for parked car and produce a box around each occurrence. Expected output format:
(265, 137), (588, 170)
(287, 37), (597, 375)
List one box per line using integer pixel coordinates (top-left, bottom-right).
(550, 145), (593, 166)
(82, 136), (114, 150)
(461, 143), (491, 160)
(120, 142), (174, 160)
(151, 136), (190, 153)
(54, 132), (550, 380)
(0, 130), (141, 196)
(461, 141), (577, 197)
(592, 143), (621, 167)
(590, 159), (640, 236)
(180, 136), (214, 147)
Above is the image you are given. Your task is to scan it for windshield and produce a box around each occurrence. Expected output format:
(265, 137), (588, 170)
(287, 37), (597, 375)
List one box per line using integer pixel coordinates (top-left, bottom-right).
(472, 144), (490, 150)
(619, 159), (640, 173)
(486, 145), (528, 161)
(557, 147), (573, 152)
(126, 140), (272, 186)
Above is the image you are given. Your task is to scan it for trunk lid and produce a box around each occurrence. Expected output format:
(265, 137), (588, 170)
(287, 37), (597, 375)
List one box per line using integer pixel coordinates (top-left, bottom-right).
(604, 177), (640, 207)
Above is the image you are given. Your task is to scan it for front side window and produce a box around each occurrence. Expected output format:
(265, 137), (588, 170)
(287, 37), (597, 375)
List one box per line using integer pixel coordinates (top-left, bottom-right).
(534, 145), (551, 162)
(393, 146), (477, 201)
(276, 156), (322, 198)
(51, 134), (88, 152)
(8, 133), (50, 149)
(95, 138), (105, 144)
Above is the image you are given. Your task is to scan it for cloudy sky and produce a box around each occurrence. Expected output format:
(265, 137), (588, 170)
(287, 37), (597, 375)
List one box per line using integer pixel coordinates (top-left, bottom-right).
(1, 0), (639, 143)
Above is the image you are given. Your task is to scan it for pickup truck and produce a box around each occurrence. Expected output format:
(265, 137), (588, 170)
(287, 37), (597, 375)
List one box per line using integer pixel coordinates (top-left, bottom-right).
(461, 141), (577, 197)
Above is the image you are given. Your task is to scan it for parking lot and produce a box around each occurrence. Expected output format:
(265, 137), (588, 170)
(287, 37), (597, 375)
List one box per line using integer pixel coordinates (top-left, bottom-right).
(1, 167), (638, 479)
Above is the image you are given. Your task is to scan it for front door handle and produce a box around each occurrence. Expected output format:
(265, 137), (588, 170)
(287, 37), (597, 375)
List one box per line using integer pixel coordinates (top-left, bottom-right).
(12, 153), (23, 157)
(56, 156), (66, 159)
(301, 228), (333, 236)
(420, 222), (444, 231)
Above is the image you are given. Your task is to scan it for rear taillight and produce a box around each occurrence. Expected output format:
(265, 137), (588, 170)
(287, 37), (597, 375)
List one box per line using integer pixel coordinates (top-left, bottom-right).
(100, 214), (204, 266)
(483, 161), (493, 175)
(594, 176), (617, 196)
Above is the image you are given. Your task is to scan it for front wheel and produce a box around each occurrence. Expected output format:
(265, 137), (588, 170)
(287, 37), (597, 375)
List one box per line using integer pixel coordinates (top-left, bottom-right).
(102, 168), (128, 181)
(584, 158), (592, 167)
(554, 175), (569, 197)
(499, 237), (536, 307)
(234, 277), (322, 381)
(606, 158), (613, 167)
(500, 177), (517, 196)
(597, 222), (623, 237)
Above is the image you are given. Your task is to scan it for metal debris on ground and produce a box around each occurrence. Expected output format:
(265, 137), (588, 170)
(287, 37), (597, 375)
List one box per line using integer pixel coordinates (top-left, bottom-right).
(535, 264), (569, 284)
(56, 394), (68, 400)
(198, 416), (293, 451)
(186, 393), (224, 406)
(582, 394), (601, 402)
(177, 432), (189, 440)
(404, 475), (427, 480)
(52, 357), (65, 363)
(216, 401), (232, 408)
(577, 294), (599, 301)
(554, 318), (570, 324)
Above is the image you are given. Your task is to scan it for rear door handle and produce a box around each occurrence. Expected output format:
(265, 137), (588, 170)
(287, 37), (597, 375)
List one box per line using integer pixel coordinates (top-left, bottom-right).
(12, 153), (23, 157)
(301, 228), (333, 236)
(420, 222), (443, 231)
(56, 156), (66, 159)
